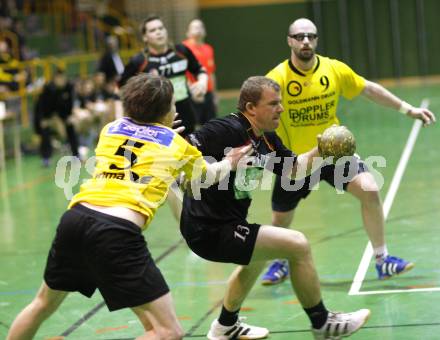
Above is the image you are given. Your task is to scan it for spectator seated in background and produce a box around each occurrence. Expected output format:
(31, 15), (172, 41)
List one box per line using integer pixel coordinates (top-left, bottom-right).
(71, 77), (98, 159)
(93, 72), (120, 126)
(0, 39), (26, 94)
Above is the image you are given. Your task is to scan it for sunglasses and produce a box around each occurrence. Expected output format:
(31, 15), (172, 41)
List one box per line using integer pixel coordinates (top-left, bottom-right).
(288, 33), (318, 42)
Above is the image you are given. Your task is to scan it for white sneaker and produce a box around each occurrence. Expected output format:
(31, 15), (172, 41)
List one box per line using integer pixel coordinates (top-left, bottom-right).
(312, 309), (370, 339)
(207, 317), (269, 339)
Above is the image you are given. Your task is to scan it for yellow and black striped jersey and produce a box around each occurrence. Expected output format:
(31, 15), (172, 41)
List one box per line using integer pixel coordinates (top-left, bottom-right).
(267, 55), (366, 154)
(69, 117), (206, 229)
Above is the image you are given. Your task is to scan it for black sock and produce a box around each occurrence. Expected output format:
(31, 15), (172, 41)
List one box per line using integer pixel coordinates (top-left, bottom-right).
(218, 305), (240, 326)
(304, 300), (329, 329)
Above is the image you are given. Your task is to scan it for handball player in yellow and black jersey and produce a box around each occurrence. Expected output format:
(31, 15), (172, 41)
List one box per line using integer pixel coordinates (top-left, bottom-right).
(6, 73), (250, 340)
(261, 18), (436, 285)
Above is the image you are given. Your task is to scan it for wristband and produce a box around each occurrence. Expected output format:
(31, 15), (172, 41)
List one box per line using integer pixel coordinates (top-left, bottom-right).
(399, 101), (412, 114)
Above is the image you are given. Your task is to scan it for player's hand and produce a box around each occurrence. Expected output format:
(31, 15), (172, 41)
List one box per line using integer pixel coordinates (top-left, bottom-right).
(190, 81), (207, 103)
(225, 144), (253, 170)
(317, 125), (356, 164)
(172, 112), (185, 134)
(407, 107), (436, 127)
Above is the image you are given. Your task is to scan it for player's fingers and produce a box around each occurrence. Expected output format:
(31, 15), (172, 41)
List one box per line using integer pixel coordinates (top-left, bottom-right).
(420, 111), (433, 127)
(174, 126), (185, 134)
(237, 144), (252, 155)
(425, 110), (436, 123)
(172, 119), (182, 127)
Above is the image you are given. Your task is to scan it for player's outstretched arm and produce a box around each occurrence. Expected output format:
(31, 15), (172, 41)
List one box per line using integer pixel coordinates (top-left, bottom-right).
(167, 144), (252, 221)
(201, 144), (252, 184)
(362, 80), (436, 127)
(183, 144), (252, 201)
(289, 146), (321, 180)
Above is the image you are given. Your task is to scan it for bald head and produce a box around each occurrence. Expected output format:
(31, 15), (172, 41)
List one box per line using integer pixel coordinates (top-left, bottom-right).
(288, 18), (317, 36)
(287, 18), (318, 64)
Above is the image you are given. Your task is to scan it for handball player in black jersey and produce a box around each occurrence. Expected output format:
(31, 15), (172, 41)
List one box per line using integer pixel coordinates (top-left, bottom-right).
(180, 76), (370, 339)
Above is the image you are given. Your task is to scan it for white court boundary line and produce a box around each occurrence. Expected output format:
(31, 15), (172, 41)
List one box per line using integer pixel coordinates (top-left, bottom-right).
(349, 99), (431, 296)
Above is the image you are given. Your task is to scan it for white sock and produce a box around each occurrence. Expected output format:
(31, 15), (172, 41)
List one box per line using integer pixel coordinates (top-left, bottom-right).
(374, 245), (388, 263)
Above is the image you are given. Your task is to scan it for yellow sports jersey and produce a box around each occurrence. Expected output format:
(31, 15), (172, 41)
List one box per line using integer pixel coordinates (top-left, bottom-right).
(69, 117), (206, 229)
(267, 55), (366, 154)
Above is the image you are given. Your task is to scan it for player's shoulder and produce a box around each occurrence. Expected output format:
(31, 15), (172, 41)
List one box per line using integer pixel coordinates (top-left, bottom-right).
(187, 113), (248, 154)
(268, 59), (289, 73)
(205, 42), (214, 51)
(266, 59), (290, 84)
(196, 114), (248, 144)
(205, 113), (246, 133)
(104, 117), (180, 143)
(175, 43), (191, 55)
(130, 51), (146, 64)
(319, 55), (351, 70)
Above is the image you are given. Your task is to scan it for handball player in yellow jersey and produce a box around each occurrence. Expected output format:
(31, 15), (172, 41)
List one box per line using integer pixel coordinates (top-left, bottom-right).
(7, 74), (250, 340)
(261, 18), (436, 285)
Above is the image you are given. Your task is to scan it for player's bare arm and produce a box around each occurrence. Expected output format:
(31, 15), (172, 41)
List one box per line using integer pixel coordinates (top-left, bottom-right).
(362, 80), (436, 126)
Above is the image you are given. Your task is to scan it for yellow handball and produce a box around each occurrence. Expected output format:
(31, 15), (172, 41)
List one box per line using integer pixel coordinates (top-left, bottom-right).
(317, 125), (356, 163)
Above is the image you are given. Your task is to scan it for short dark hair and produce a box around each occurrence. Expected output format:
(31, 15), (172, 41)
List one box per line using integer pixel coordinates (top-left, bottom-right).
(141, 15), (162, 35)
(120, 73), (174, 123)
(237, 76), (280, 112)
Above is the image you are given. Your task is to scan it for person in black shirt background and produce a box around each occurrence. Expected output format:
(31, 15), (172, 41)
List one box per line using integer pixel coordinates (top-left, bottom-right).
(180, 76), (370, 339)
(96, 35), (124, 84)
(34, 68), (79, 166)
(119, 15), (207, 136)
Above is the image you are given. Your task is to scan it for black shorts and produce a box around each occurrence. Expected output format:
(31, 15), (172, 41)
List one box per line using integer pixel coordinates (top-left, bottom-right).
(272, 156), (368, 212)
(193, 91), (217, 125)
(176, 98), (197, 137)
(44, 204), (169, 311)
(180, 215), (261, 266)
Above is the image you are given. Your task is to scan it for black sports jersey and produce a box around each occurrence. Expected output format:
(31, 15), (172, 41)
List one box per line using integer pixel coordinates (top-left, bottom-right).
(118, 44), (205, 103)
(183, 112), (297, 224)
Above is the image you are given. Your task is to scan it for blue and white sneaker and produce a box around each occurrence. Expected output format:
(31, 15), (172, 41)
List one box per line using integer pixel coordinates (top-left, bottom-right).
(376, 255), (415, 280)
(261, 260), (289, 285)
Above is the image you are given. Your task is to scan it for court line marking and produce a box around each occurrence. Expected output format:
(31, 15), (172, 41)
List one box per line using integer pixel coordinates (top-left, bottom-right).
(349, 99), (431, 296)
(2, 173), (53, 197)
(101, 321), (440, 339)
(189, 321), (440, 338)
(354, 287), (440, 295)
(184, 298), (223, 337)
